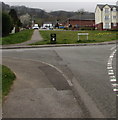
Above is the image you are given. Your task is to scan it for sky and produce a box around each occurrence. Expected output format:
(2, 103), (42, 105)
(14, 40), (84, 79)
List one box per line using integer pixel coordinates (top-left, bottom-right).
(2, 0), (117, 12)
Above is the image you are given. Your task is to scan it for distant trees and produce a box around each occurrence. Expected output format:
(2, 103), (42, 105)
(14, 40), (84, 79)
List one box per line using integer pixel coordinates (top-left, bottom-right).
(9, 9), (22, 32)
(2, 12), (13, 36)
(2, 9), (22, 37)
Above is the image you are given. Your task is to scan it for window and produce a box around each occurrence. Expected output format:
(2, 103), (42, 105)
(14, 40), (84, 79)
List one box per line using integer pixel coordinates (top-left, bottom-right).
(105, 16), (110, 20)
(113, 8), (116, 12)
(113, 23), (117, 26)
(113, 16), (116, 19)
(105, 23), (110, 29)
(105, 8), (110, 13)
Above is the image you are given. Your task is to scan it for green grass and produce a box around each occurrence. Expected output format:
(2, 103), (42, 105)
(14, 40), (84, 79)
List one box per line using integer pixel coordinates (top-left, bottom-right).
(1, 65), (16, 99)
(31, 30), (117, 45)
(1, 29), (34, 45)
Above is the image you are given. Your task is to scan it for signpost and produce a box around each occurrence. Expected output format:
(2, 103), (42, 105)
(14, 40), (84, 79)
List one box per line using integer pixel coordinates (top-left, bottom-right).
(78, 33), (89, 41)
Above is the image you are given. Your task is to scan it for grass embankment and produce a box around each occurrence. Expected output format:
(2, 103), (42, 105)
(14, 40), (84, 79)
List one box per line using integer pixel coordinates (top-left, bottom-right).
(1, 65), (16, 99)
(31, 30), (117, 45)
(1, 29), (33, 45)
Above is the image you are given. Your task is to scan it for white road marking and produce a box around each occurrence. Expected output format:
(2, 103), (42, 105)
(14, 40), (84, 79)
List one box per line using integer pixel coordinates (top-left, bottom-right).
(110, 76), (116, 79)
(107, 48), (117, 94)
(108, 70), (113, 72)
(107, 66), (112, 69)
(110, 79), (116, 82)
(112, 84), (118, 87)
(107, 62), (112, 64)
(113, 89), (118, 92)
(108, 72), (114, 75)
(108, 70), (114, 75)
(110, 56), (113, 58)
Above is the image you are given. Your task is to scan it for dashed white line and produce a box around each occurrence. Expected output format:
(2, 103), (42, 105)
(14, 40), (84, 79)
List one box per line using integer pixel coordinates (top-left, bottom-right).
(113, 89), (118, 92)
(110, 78), (116, 82)
(107, 47), (117, 95)
(107, 66), (112, 69)
(112, 83), (118, 87)
(110, 76), (116, 79)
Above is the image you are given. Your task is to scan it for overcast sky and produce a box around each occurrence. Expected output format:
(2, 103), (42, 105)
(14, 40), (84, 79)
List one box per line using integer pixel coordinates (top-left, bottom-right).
(2, 0), (117, 12)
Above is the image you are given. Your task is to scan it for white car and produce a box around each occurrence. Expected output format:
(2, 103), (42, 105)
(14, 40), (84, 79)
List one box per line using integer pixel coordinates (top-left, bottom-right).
(32, 24), (39, 29)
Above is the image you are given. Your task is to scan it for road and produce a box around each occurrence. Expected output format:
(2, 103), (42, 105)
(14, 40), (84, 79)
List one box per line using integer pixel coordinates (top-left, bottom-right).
(2, 44), (117, 118)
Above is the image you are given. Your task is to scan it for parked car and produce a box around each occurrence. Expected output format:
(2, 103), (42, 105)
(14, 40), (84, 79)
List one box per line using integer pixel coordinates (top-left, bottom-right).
(32, 24), (39, 29)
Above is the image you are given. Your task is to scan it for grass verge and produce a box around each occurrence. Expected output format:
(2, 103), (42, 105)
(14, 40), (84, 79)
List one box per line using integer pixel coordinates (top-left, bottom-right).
(1, 65), (16, 99)
(1, 29), (33, 45)
(31, 30), (117, 45)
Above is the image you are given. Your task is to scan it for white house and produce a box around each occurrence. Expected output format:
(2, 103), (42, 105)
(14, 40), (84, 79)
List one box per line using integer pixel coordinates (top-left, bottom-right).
(95, 4), (118, 30)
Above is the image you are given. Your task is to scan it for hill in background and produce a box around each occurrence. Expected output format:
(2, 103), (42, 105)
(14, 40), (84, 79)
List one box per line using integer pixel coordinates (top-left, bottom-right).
(1, 2), (93, 26)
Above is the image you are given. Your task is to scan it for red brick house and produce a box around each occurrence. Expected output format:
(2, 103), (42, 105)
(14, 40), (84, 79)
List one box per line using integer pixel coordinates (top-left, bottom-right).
(64, 13), (95, 30)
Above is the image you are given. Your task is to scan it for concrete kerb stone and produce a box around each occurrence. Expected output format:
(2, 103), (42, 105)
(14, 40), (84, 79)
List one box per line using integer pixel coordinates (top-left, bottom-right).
(1, 41), (117, 49)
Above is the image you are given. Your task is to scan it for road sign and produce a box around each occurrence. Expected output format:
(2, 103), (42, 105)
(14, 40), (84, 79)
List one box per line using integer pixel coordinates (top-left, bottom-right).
(78, 33), (89, 41)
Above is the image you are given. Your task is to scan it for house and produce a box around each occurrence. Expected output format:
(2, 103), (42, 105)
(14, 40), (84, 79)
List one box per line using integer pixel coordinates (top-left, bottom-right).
(64, 13), (95, 30)
(95, 4), (118, 30)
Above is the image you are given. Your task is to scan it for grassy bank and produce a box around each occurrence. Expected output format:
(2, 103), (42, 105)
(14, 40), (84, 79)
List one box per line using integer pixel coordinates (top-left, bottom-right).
(1, 29), (33, 45)
(31, 30), (117, 45)
(1, 65), (16, 99)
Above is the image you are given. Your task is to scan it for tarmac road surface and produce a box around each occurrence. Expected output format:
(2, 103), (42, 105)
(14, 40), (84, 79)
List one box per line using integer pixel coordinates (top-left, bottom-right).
(2, 44), (117, 118)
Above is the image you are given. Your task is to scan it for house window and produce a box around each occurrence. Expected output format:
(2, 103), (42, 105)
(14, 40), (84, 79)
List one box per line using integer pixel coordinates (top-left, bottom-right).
(105, 23), (110, 29)
(105, 8), (110, 13)
(113, 23), (117, 26)
(113, 8), (116, 12)
(113, 16), (116, 19)
(105, 16), (110, 21)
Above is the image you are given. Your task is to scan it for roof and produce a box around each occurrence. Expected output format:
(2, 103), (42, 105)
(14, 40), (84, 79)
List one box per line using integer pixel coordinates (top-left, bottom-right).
(68, 13), (95, 21)
(97, 4), (118, 11)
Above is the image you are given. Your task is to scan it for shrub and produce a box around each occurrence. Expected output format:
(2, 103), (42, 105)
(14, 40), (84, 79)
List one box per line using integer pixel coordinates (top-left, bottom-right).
(2, 12), (13, 36)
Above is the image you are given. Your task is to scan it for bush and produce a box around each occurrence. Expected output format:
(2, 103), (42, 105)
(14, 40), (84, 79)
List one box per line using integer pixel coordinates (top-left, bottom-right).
(2, 12), (13, 36)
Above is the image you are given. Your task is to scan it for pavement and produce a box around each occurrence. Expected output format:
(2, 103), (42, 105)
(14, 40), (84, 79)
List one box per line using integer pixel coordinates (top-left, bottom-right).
(3, 57), (84, 118)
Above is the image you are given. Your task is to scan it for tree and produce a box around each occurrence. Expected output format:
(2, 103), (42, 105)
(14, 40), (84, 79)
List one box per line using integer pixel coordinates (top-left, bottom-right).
(77, 9), (85, 14)
(9, 9), (22, 32)
(2, 12), (13, 36)
(9, 9), (18, 25)
(20, 13), (31, 28)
